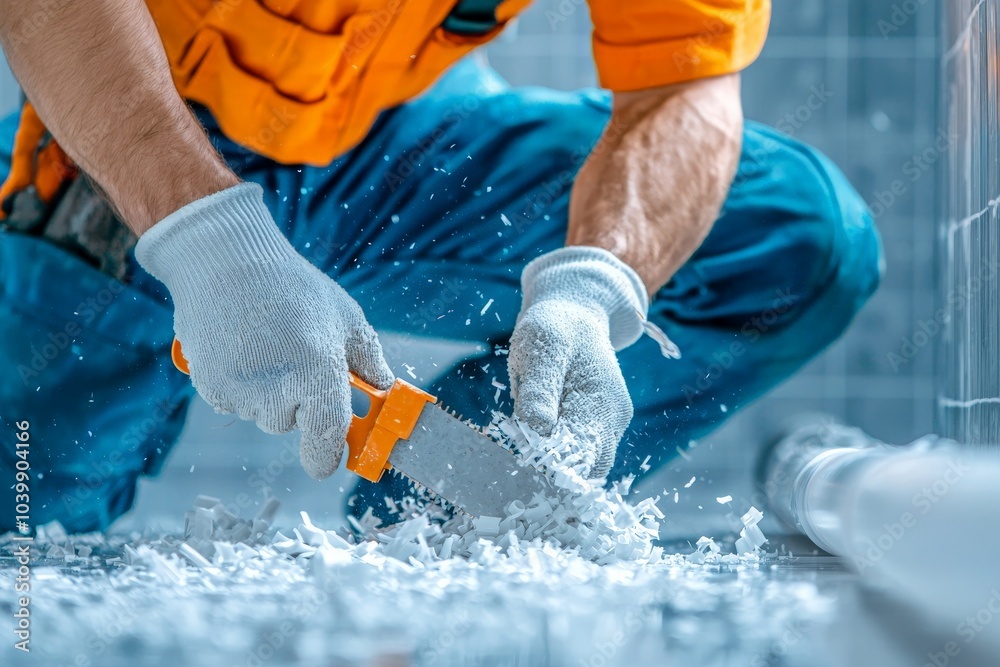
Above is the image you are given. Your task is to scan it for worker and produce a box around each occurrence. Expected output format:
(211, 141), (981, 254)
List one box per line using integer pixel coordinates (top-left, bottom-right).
(0, 1), (881, 533)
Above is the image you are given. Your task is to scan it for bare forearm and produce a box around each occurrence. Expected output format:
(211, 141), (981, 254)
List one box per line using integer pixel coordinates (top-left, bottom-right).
(567, 74), (743, 294)
(0, 0), (238, 234)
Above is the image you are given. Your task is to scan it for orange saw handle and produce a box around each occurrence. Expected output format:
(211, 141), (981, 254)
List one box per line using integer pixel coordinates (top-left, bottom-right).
(170, 338), (435, 482)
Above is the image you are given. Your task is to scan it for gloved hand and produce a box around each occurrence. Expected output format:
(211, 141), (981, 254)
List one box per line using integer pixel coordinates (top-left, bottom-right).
(509, 246), (655, 480)
(135, 183), (393, 479)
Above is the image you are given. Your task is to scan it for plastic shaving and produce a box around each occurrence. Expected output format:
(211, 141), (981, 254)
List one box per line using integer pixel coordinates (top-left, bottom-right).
(11, 486), (764, 582)
(348, 415), (669, 566)
(734, 506), (768, 554)
(0, 507), (807, 667)
(686, 536), (723, 564)
(29, 416), (764, 574)
(170, 416), (757, 571)
(0, 418), (779, 666)
(18, 417), (762, 570)
(0, 415), (784, 666)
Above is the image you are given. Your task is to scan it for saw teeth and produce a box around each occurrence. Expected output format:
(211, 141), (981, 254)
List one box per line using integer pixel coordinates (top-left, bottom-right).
(426, 490), (465, 517)
(396, 475), (467, 519)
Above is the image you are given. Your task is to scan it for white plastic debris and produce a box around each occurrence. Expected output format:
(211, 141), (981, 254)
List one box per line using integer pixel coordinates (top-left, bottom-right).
(0, 489), (786, 667)
(741, 506), (764, 527)
(735, 506), (768, 554)
(474, 516), (502, 537)
(0, 414), (784, 667)
(686, 536), (722, 564)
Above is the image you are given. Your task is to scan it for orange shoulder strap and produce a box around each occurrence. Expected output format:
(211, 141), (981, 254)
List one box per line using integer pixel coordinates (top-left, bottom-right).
(0, 102), (76, 219)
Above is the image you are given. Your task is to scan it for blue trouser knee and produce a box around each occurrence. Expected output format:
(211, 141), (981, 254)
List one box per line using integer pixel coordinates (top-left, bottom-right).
(0, 59), (882, 532)
(0, 110), (193, 533)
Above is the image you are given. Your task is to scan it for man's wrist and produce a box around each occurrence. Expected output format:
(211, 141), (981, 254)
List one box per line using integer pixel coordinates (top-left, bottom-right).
(116, 162), (240, 236)
(95, 104), (241, 234)
(521, 246), (649, 350)
(134, 183), (295, 299)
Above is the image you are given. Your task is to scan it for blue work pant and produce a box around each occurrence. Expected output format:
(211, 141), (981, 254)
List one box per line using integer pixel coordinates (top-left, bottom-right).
(0, 60), (882, 532)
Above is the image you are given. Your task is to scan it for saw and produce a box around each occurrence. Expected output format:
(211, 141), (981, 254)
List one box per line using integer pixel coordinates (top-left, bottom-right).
(170, 339), (552, 518)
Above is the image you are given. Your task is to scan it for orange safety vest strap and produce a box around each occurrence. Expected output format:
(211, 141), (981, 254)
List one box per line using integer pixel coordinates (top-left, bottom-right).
(147, 0), (531, 166)
(588, 0), (771, 91)
(35, 141), (75, 203)
(0, 102), (76, 219)
(0, 103), (46, 217)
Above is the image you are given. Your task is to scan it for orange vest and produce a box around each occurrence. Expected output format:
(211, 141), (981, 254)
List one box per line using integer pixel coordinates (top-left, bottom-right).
(0, 0), (770, 215)
(145, 0), (530, 167)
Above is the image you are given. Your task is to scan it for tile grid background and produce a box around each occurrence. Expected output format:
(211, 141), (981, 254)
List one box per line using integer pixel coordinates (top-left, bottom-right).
(0, 1), (942, 533)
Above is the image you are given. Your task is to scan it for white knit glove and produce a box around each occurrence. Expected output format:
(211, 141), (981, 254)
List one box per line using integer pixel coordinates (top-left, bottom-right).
(509, 246), (677, 480)
(135, 183), (394, 479)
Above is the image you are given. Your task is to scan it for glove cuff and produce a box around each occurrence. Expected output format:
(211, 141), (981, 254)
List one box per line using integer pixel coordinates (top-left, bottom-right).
(135, 183), (297, 294)
(520, 246), (649, 350)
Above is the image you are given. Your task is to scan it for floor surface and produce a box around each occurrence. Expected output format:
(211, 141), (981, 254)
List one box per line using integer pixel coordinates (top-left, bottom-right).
(3, 343), (992, 666)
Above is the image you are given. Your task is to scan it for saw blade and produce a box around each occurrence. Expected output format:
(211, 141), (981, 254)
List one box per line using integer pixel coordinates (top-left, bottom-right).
(386, 404), (552, 518)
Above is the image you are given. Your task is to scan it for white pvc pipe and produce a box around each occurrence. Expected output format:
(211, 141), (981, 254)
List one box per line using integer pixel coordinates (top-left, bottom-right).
(789, 444), (1000, 625)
